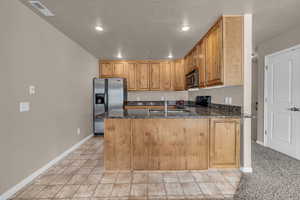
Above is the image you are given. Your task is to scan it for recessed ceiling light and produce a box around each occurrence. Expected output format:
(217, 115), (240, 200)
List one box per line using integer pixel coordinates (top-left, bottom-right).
(168, 53), (173, 59)
(95, 26), (103, 31)
(181, 25), (190, 32)
(117, 52), (122, 59)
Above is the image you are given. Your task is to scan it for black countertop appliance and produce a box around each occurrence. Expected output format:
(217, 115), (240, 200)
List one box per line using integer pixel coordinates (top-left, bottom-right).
(195, 96), (211, 107)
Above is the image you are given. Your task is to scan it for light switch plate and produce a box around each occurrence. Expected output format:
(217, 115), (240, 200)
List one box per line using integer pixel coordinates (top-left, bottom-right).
(20, 102), (30, 112)
(29, 85), (35, 95)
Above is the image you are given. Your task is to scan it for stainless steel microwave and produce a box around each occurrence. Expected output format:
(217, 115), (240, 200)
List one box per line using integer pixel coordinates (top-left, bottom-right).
(186, 69), (199, 89)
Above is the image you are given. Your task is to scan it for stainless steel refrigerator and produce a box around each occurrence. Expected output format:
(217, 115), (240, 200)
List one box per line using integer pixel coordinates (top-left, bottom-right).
(93, 78), (127, 135)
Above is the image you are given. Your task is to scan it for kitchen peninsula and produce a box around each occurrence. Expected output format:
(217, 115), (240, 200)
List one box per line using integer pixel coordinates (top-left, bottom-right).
(100, 104), (242, 170)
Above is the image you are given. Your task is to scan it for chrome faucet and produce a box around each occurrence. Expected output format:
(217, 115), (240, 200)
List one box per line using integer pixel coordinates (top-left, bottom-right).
(164, 100), (168, 114)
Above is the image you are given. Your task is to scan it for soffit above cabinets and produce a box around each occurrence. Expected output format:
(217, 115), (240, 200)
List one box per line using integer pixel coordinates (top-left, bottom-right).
(20, 0), (300, 59)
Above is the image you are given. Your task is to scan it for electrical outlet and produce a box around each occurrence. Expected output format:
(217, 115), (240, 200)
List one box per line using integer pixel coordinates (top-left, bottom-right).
(228, 97), (232, 105)
(20, 102), (30, 112)
(224, 97), (228, 104)
(77, 128), (81, 135)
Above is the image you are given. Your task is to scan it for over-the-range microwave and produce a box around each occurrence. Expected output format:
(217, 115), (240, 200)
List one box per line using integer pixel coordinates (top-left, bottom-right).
(186, 69), (199, 89)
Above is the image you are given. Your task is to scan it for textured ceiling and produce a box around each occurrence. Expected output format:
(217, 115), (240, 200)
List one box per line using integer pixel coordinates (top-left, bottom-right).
(20, 0), (300, 59)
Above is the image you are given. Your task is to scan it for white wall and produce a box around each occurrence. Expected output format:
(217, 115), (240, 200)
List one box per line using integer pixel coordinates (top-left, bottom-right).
(256, 26), (300, 143)
(188, 86), (243, 106)
(0, 0), (98, 194)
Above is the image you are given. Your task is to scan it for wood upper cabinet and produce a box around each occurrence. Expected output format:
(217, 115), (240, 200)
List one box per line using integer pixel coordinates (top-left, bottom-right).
(113, 63), (126, 77)
(100, 62), (113, 77)
(198, 39), (206, 88)
(149, 63), (161, 90)
(160, 62), (173, 90)
(206, 21), (223, 86)
(127, 63), (136, 90)
(136, 63), (150, 90)
(210, 118), (240, 168)
(173, 59), (185, 91)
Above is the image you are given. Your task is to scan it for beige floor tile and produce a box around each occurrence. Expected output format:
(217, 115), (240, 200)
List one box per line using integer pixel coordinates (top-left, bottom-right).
(167, 195), (185, 199)
(36, 185), (63, 198)
(67, 174), (88, 184)
(181, 182), (202, 195)
(92, 167), (105, 174)
(55, 185), (79, 198)
(116, 172), (132, 183)
(162, 173), (178, 183)
(177, 172), (195, 183)
(111, 183), (131, 197)
(94, 183), (114, 197)
(50, 174), (72, 185)
(70, 159), (87, 167)
(207, 171), (227, 183)
(148, 173), (163, 183)
(192, 172), (213, 183)
(165, 183), (184, 196)
(77, 167), (94, 174)
(215, 182), (236, 195)
(130, 184), (147, 197)
(85, 174), (103, 184)
(132, 173), (148, 183)
(148, 183), (166, 196)
(34, 174), (57, 185)
(63, 166), (80, 175)
(17, 185), (46, 198)
(101, 172), (118, 183)
(198, 182), (222, 196)
(74, 185), (97, 198)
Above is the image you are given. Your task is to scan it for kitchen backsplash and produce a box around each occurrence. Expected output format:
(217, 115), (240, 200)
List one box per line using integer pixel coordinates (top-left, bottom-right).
(188, 86), (243, 106)
(128, 91), (188, 101)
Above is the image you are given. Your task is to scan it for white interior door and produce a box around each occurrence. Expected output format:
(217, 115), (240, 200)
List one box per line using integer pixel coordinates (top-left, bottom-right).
(266, 46), (300, 159)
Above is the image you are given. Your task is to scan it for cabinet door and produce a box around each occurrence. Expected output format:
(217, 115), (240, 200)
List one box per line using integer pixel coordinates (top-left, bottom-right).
(198, 39), (206, 87)
(104, 119), (132, 170)
(160, 62), (173, 90)
(210, 118), (240, 168)
(113, 63), (126, 77)
(101, 63), (113, 77)
(132, 119), (160, 170)
(136, 63), (149, 90)
(206, 22), (223, 86)
(173, 60), (185, 91)
(127, 63), (136, 90)
(149, 63), (161, 90)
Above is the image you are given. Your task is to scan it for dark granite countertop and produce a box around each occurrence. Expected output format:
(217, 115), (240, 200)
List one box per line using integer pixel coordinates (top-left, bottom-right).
(96, 102), (251, 119)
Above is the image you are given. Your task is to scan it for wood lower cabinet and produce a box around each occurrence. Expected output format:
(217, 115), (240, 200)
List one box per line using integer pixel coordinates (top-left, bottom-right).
(149, 63), (161, 90)
(104, 119), (132, 170)
(210, 118), (240, 168)
(136, 63), (150, 90)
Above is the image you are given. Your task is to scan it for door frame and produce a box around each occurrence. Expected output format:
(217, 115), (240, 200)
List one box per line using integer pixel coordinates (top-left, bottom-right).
(264, 43), (300, 147)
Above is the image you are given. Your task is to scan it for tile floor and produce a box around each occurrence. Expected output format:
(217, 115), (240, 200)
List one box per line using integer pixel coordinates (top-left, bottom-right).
(10, 136), (241, 200)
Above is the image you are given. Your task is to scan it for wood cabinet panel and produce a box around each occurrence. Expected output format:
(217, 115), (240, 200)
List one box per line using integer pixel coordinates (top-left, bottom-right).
(173, 59), (185, 91)
(198, 39), (206, 88)
(113, 63), (126, 77)
(206, 21), (223, 86)
(132, 119), (160, 170)
(149, 63), (161, 90)
(210, 118), (240, 168)
(136, 63), (150, 90)
(160, 62), (173, 90)
(127, 63), (136, 90)
(104, 119), (131, 170)
(100, 63), (113, 77)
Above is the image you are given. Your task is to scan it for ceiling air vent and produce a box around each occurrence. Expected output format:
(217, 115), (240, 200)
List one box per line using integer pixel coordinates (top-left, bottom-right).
(29, 1), (54, 16)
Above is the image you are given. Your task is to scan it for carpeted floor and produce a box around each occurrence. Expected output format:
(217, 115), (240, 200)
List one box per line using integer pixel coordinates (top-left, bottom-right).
(234, 142), (300, 200)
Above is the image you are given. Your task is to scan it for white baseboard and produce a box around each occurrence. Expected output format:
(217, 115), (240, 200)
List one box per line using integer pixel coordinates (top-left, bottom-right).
(0, 134), (93, 200)
(240, 167), (253, 173)
(256, 140), (265, 146)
